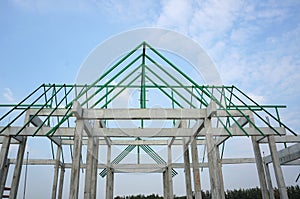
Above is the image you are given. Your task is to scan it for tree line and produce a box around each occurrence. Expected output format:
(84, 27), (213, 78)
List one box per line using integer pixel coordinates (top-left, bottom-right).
(114, 185), (300, 199)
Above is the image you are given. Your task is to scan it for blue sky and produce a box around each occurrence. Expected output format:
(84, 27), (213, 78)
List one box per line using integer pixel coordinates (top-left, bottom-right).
(1, 0), (300, 198)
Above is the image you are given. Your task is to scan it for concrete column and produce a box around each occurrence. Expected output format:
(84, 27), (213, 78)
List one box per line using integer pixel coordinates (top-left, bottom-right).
(51, 146), (61, 199)
(181, 120), (192, 199)
(69, 119), (84, 199)
(163, 169), (169, 198)
(91, 138), (99, 199)
(84, 136), (94, 199)
(106, 145), (114, 199)
(183, 140), (193, 199)
(191, 139), (202, 199)
(215, 144), (225, 199)
(206, 133), (224, 199)
(205, 118), (224, 199)
(57, 166), (65, 199)
(167, 145), (173, 199)
(268, 135), (288, 199)
(0, 135), (11, 197)
(9, 137), (27, 199)
(250, 114), (270, 199)
(251, 136), (270, 199)
(264, 163), (275, 199)
(0, 160), (9, 198)
(106, 168), (114, 199)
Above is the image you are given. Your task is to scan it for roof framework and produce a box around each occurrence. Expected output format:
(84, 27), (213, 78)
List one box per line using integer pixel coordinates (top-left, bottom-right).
(0, 42), (299, 199)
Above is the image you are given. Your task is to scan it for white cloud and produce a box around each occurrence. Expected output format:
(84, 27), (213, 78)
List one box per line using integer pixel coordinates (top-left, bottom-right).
(246, 93), (265, 104)
(156, 0), (194, 32)
(3, 88), (16, 103)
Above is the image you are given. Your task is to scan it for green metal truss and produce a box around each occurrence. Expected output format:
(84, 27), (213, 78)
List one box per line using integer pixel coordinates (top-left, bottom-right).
(0, 41), (297, 178)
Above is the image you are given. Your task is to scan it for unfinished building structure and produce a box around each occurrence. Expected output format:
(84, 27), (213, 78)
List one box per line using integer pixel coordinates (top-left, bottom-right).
(0, 42), (299, 199)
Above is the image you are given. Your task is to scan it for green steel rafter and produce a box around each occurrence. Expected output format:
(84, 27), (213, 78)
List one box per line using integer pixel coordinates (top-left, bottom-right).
(145, 55), (207, 107)
(32, 85), (73, 136)
(15, 84), (65, 136)
(0, 84), (44, 121)
(232, 86), (297, 136)
(100, 73), (141, 109)
(80, 54), (143, 108)
(66, 42), (144, 108)
(218, 86), (280, 136)
(145, 42), (212, 104)
(0, 84), (54, 134)
(90, 65), (141, 108)
(203, 86), (251, 137)
(145, 76), (183, 108)
(145, 65), (197, 108)
(46, 53), (144, 136)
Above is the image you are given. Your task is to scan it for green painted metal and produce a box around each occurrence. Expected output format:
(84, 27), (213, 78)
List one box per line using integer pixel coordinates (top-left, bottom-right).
(145, 65), (197, 108)
(66, 42), (144, 108)
(145, 55), (207, 106)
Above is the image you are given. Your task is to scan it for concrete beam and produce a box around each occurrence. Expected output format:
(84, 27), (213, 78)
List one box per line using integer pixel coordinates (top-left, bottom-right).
(264, 143), (300, 164)
(112, 164), (166, 173)
(61, 138), (207, 146)
(258, 135), (300, 143)
(1, 126), (286, 137)
(29, 115), (62, 146)
(29, 108), (251, 119)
